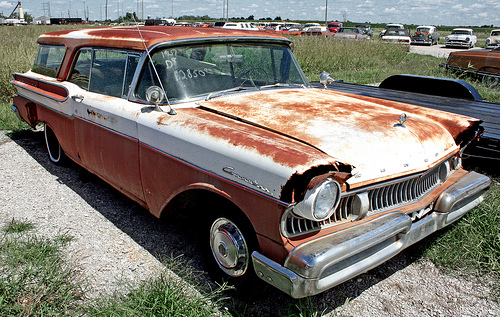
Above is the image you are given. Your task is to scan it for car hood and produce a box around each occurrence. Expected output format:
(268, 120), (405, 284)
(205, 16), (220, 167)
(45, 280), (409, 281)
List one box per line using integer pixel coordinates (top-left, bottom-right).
(448, 34), (471, 40)
(198, 88), (480, 186)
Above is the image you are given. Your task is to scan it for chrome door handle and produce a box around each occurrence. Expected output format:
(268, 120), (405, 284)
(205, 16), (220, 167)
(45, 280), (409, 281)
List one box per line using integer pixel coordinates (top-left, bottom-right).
(71, 95), (84, 102)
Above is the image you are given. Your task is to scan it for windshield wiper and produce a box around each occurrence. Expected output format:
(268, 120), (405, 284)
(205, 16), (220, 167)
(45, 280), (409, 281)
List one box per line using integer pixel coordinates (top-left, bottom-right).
(205, 86), (258, 100)
(259, 83), (306, 89)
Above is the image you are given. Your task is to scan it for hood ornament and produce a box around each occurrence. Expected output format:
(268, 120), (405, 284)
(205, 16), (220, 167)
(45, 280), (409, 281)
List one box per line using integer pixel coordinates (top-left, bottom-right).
(395, 113), (408, 128)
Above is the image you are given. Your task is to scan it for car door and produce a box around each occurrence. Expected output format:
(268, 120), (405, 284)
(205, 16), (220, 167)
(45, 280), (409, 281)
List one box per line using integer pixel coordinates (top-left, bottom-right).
(68, 48), (145, 202)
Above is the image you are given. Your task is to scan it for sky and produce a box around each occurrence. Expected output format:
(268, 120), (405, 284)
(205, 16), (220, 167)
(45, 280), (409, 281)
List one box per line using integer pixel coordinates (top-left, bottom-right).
(1, 0), (499, 27)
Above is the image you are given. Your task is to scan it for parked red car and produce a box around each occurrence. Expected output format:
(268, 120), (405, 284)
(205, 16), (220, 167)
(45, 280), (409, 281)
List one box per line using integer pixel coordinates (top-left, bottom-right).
(327, 22), (343, 33)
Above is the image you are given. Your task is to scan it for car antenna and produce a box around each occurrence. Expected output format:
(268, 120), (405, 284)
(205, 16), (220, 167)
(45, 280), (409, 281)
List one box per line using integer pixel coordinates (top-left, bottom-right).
(133, 17), (176, 115)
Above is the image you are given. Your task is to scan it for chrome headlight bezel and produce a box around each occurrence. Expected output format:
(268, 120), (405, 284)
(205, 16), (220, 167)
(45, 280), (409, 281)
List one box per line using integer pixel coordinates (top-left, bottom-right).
(292, 179), (341, 221)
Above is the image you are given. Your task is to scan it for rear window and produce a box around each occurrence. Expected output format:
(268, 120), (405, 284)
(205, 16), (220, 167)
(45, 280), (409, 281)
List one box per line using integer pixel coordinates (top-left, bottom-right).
(32, 45), (66, 78)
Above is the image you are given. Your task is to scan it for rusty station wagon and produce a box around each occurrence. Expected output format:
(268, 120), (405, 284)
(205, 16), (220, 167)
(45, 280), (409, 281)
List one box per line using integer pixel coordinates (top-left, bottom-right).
(444, 46), (500, 88)
(11, 26), (491, 298)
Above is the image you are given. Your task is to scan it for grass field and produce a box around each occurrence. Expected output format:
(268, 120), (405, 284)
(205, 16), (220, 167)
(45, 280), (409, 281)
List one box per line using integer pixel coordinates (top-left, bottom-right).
(0, 25), (499, 316)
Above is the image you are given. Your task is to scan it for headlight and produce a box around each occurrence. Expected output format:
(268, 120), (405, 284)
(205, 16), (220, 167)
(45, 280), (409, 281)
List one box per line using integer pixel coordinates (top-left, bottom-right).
(293, 179), (341, 221)
(466, 37), (470, 41)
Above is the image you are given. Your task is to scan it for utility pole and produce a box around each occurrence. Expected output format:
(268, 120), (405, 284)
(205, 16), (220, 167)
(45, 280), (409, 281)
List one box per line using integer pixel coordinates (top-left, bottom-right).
(324, 0), (328, 25)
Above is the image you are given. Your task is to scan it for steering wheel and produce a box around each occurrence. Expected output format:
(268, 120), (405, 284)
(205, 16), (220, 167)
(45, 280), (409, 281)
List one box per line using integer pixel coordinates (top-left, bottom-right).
(238, 68), (270, 87)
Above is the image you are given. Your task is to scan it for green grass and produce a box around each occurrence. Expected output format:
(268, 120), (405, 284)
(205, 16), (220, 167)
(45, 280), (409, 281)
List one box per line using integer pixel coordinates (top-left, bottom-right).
(419, 179), (500, 276)
(0, 219), (231, 316)
(0, 219), (85, 316)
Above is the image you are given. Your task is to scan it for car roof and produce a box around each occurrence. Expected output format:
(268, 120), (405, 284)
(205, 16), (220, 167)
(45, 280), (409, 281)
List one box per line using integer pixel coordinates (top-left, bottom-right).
(37, 26), (287, 51)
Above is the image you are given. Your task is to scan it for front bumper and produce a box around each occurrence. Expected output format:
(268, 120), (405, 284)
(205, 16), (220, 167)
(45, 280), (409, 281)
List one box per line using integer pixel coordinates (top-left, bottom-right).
(252, 171), (490, 298)
(445, 40), (471, 47)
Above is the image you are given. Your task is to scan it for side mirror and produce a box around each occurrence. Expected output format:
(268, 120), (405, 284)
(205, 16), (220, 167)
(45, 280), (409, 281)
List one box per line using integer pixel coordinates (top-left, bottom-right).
(319, 71), (334, 88)
(145, 86), (165, 112)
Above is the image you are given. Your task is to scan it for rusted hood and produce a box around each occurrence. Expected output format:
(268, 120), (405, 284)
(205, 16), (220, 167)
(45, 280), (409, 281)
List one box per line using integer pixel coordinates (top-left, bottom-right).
(199, 88), (481, 186)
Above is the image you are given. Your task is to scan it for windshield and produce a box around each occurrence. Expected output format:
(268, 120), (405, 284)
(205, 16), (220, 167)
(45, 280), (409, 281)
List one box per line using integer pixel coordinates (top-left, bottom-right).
(135, 43), (309, 102)
(417, 27), (431, 32)
(451, 30), (471, 35)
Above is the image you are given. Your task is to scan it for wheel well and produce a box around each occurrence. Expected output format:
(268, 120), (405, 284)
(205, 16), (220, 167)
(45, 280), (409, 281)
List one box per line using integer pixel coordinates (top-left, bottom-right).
(160, 189), (255, 233)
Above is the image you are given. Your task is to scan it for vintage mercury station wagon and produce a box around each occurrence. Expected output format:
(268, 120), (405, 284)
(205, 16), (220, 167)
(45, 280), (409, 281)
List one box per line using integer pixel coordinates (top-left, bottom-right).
(11, 26), (491, 298)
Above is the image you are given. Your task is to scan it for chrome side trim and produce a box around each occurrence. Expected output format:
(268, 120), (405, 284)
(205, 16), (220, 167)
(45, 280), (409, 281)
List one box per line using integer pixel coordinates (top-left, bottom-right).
(253, 171), (490, 298)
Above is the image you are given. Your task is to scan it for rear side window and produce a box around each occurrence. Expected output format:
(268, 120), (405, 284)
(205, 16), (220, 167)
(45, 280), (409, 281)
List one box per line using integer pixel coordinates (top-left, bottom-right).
(32, 45), (66, 77)
(69, 48), (140, 98)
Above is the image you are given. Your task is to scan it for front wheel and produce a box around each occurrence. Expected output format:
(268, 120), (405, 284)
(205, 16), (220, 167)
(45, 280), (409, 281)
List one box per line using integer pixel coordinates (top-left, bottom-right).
(44, 124), (66, 165)
(209, 217), (252, 277)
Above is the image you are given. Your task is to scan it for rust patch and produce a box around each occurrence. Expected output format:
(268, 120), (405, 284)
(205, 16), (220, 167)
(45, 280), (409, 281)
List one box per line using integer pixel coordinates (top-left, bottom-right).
(280, 164), (353, 203)
(38, 26), (288, 52)
(157, 108), (340, 170)
(199, 89), (473, 150)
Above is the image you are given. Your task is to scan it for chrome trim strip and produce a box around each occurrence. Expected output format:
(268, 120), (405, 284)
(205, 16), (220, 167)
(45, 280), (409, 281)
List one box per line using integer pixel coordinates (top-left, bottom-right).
(254, 171), (490, 298)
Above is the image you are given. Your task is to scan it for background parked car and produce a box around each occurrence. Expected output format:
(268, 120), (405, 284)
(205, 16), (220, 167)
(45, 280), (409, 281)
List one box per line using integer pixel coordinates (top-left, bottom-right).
(301, 26), (333, 37)
(411, 25), (440, 45)
(334, 27), (370, 40)
(381, 28), (411, 44)
(327, 22), (343, 33)
(486, 29), (500, 49)
(379, 23), (404, 37)
(356, 24), (373, 38)
(221, 22), (259, 31)
(443, 46), (500, 88)
(444, 28), (477, 48)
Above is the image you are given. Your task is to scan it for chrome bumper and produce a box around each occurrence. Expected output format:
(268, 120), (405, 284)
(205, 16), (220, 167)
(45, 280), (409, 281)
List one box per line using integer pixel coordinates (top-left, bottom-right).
(252, 171), (490, 298)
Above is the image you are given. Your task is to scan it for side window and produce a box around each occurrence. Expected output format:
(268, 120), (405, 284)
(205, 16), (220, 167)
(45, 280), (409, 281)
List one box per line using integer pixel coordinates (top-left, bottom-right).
(69, 49), (139, 98)
(32, 45), (66, 78)
(69, 49), (92, 90)
(89, 50), (127, 98)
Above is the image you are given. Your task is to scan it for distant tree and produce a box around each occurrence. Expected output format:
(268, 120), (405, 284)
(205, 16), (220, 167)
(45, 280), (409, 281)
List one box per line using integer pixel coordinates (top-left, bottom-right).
(247, 15), (254, 20)
(124, 12), (138, 22)
(24, 12), (33, 23)
(274, 16), (281, 21)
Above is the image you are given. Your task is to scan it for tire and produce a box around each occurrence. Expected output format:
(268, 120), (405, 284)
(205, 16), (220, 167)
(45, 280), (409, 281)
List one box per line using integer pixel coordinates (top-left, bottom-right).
(482, 75), (500, 88)
(205, 211), (260, 291)
(44, 124), (66, 165)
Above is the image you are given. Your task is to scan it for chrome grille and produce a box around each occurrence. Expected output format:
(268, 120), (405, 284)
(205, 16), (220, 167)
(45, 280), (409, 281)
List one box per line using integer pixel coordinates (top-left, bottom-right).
(368, 167), (440, 212)
(282, 164), (445, 238)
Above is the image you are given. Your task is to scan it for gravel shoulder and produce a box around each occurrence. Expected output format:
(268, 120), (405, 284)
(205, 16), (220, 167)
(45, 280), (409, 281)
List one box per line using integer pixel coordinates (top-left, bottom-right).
(409, 44), (486, 59)
(1, 129), (498, 316)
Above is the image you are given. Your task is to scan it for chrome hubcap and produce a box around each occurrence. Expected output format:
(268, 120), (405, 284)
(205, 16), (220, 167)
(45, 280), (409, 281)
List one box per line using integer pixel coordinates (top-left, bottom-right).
(209, 217), (249, 277)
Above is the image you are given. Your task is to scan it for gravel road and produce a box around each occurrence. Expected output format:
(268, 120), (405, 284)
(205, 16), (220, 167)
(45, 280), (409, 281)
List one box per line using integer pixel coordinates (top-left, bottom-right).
(409, 44), (485, 59)
(1, 129), (498, 316)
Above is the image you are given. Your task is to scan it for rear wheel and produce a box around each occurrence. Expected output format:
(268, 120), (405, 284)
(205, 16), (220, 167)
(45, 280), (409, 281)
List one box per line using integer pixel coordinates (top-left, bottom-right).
(44, 124), (66, 165)
(482, 75), (500, 88)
